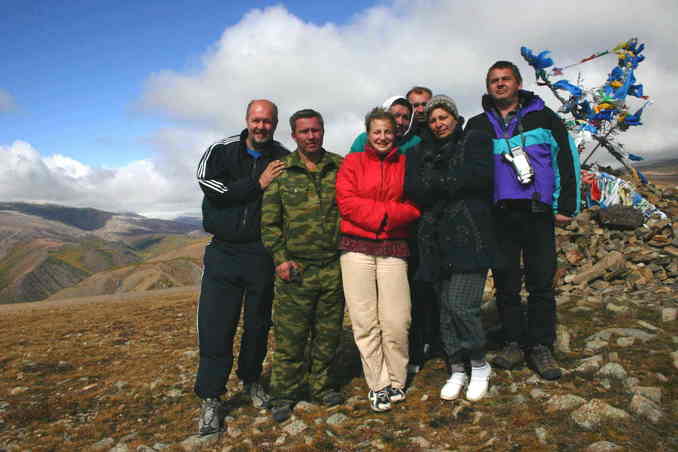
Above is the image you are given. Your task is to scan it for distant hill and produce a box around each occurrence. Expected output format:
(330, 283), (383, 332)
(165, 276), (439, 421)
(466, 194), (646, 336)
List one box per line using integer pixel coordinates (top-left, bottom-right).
(0, 202), (205, 303)
(633, 158), (678, 187)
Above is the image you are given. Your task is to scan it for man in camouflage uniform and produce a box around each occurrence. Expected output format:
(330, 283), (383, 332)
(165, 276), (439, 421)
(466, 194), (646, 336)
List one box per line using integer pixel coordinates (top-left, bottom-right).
(261, 109), (344, 423)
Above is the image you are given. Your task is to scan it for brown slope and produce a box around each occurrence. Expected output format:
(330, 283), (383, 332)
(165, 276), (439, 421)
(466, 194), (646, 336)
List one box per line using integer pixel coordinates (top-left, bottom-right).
(48, 258), (203, 300)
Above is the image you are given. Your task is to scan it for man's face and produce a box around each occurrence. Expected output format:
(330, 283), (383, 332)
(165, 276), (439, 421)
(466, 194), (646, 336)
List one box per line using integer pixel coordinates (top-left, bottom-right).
(408, 91), (432, 124)
(487, 68), (522, 105)
(292, 116), (324, 155)
(246, 101), (277, 149)
(389, 104), (411, 138)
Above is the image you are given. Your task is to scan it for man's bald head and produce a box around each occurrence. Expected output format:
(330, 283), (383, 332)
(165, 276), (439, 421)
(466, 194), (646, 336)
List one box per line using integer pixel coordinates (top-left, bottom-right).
(245, 99), (279, 149)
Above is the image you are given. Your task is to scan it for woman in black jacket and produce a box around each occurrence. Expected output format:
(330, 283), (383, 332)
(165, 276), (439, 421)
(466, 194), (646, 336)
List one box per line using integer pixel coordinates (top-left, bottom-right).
(404, 95), (499, 402)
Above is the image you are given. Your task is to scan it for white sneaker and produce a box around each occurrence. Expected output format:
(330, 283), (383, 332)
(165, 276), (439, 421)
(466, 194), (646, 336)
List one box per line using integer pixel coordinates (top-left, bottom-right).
(466, 362), (491, 401)
(440, 372), (467, 400)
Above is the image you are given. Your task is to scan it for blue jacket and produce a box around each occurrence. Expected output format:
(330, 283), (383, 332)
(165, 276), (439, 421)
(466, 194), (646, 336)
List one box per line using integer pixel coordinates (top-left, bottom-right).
(466, 90), (581, 216)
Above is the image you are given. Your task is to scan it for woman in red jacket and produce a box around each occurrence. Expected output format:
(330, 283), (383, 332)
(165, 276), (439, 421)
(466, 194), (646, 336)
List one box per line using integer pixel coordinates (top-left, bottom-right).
(336, 107), (421, 412)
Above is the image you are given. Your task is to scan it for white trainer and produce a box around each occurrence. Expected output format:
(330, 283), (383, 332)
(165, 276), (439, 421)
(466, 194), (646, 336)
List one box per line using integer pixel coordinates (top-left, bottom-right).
(440, 372), (467, 400)
(466, 362), (491, 401)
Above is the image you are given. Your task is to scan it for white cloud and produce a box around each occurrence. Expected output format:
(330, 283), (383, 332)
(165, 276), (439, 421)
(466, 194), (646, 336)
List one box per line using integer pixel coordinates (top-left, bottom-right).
(0, 140), (193, 216)
(4, 1), (677, 217)
(0, 89), (16, 113)
(140, 1), (678, 159)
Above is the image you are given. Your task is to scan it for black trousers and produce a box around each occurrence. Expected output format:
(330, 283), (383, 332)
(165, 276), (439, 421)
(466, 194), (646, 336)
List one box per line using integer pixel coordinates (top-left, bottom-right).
(194, 240), (274, 399)
(408, 238), (440, 366)
(493, 209), (557, 348)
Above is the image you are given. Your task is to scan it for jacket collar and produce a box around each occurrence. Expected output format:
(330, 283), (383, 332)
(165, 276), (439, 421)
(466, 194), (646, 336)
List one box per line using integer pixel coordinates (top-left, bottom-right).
(286, 148), (338, 172)
(239, 129), (283, 157)
(364, 143), (400, 161)
(481, 89), (542, 114)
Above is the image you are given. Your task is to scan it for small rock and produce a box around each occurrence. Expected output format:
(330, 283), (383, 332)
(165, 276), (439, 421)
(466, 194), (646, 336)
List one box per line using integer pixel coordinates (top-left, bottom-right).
(166, 389), (182, 398)
(599, 379), (611, 390)
(585, 339), (608, 352)
(571, 399), (630, 430)
(10, 387), (28, 395)
(575, 355), (603, 373)
(410, 437), (431, 448)
(109, 444), (130, 452)
(512, 395), (528, 404)
(420, 394), (429, 401)
(535, 427), (548, 444)
(275, 434), (286, 446)
(556, 325), (572, 354)
(530, 388), (548, 399)
(586, 441), (623, 451)
(136, 446), (155, 452)
(629, 394), (663, 423)
(636, 320), (659, 331)
(632, 386), (662, 403)
(662, 308), (677, 322)
(545, 394), (587, 412)
(616, 337), (635, 347)
(87, 437), (115, 452)
(179, 434), (220, 452)
(608, 352), (619, 362)
(596, 363), (627, 380)
(293, 401), (316, 412)
(114, 381), (128, 391)
(151, 443), (169, 450)
(228, 426), (242, 438)
(606, 303), (628, 313)
(371, 439), (386, 450)
(253, 416), (268, 426)
(283, 419), (308, 436)
(120, 432), (138, 443)
(326, 413), (348, 426)
(586, 328), (655, 343)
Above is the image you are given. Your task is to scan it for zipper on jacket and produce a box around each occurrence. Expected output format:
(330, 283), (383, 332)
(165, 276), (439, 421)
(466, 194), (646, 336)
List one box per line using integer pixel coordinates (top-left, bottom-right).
(242, 156), (259, 227)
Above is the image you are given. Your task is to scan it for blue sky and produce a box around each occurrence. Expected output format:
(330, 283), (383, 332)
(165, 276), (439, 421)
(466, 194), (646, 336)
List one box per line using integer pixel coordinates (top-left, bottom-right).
(1, 0), (377, 167)
(1, 1), (675, 217)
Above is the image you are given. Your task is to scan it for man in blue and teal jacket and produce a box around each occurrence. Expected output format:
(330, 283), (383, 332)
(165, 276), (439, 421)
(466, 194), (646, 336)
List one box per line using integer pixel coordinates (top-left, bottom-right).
(465, 61), (581, 381)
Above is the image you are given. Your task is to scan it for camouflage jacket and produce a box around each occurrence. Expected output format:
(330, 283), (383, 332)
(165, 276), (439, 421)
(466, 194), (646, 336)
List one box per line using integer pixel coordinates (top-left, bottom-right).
(261, 149), (343, 266)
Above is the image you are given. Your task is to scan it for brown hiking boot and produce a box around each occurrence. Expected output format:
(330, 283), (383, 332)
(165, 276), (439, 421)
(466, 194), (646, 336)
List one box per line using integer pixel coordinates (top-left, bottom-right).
(528, 345), (562, 380)
(491, 342), (525, 369)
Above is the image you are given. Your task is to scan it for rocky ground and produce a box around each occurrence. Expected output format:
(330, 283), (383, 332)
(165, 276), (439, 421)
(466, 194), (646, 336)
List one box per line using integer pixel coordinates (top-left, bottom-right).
(0, 182), (676, 452)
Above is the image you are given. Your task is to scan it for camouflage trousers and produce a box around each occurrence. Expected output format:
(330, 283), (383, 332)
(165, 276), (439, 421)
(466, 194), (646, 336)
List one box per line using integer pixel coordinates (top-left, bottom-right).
(270, 258), (344, 405)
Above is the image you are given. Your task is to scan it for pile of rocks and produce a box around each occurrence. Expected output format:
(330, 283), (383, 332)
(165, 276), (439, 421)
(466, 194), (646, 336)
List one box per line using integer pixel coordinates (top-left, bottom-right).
(555, 180), (677, 295)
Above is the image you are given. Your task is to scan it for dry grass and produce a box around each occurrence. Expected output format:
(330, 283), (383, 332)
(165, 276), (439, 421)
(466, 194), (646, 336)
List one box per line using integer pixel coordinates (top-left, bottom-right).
(0, 287), (676, 451)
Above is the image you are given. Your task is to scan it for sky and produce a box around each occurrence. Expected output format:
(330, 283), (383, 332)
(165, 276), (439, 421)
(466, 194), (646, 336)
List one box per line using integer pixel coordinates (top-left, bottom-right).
(1, 0), (676, 219)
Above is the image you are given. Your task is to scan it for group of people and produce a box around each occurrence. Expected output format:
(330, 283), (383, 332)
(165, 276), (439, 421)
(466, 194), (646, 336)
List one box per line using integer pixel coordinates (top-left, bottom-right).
(193, 60), (581, 435)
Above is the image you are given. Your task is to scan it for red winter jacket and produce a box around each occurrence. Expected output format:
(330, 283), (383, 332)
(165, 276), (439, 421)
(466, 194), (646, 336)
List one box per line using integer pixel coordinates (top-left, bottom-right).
(336, 144), (420, 240)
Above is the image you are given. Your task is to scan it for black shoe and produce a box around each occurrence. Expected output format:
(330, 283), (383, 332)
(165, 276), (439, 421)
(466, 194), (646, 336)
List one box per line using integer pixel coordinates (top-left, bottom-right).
(368, 389), (391, 412)
(244, 382), (270, 408)
(316, 389), (344, 407)
(198, 398), (225, 436)
(528, 345), (562, 380)
(386, 386), (406, 403)
(492, 342), (525, 370)
(271, 404), (293, 423)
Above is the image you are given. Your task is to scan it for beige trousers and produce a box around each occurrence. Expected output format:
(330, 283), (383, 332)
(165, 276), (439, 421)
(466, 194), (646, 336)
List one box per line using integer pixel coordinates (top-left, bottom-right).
(340, 251), (411, 391)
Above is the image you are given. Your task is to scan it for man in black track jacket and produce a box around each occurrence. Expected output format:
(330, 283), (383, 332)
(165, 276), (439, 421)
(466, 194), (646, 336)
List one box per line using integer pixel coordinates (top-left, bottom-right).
(194, 99), (289, 435)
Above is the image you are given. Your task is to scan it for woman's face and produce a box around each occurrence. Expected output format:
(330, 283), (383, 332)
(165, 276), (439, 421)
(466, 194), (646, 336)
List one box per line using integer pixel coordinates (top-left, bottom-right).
(367, 118), (395, 154)
(428, 107), (458, 139)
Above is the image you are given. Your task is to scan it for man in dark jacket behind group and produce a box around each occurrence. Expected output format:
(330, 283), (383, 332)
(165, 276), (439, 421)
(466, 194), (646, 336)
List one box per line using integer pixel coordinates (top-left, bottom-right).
(194, 99), (289, 435)
(465, 61), (580, 381)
